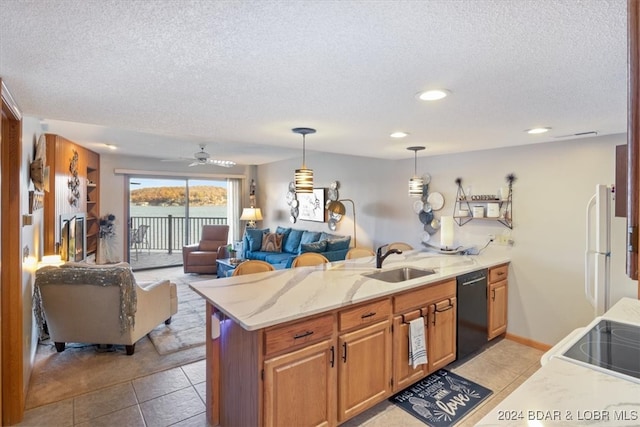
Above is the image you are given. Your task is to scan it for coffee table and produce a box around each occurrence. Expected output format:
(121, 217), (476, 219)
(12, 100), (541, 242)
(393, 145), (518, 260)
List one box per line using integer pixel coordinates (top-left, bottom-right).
(216, 258), (243, 278)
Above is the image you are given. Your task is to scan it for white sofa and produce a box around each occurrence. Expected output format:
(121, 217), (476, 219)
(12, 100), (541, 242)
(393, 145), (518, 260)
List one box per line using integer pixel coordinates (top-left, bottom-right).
(34, 262), (177, 355)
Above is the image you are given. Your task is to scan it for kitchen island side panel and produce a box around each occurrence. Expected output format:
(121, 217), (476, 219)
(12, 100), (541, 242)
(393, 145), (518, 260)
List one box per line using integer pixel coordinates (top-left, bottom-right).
(219, 314), (263, 426)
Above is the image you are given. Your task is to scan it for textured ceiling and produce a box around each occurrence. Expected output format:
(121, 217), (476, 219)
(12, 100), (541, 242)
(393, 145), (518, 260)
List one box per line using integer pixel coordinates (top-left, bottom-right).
(0, 0), (629, 165)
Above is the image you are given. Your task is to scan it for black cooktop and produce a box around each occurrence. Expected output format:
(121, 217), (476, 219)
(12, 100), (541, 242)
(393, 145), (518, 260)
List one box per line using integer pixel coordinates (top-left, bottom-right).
(563, 319), (640, 381)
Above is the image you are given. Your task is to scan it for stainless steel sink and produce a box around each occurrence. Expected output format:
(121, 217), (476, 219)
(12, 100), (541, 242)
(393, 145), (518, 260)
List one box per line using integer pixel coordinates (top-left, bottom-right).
(362, 267), (436, 283)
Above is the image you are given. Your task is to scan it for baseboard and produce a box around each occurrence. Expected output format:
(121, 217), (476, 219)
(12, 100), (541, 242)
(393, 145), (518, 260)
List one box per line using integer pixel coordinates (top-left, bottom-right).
(505, 332), (551, 352)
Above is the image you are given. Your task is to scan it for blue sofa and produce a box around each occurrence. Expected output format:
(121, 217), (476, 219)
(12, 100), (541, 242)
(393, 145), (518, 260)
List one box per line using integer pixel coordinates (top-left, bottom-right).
(242, 226), (351, 269)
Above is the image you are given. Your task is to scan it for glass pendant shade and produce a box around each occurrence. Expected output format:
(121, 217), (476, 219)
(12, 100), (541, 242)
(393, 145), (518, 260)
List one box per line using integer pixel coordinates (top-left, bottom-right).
(407, 146), (426, 197)
(292, 127), (316, 193)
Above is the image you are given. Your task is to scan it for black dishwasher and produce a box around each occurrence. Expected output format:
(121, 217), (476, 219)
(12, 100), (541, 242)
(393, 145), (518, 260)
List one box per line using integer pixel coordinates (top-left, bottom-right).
(456, 269), (488, 360)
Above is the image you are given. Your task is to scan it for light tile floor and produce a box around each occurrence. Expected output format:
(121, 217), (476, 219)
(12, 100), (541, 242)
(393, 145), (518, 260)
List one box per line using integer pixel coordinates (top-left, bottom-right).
(18, 338), (543, 426)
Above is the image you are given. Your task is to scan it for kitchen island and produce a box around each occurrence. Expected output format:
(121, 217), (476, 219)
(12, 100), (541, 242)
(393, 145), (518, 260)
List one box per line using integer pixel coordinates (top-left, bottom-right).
(190, 250), (510, 426)
(477, 297), (640, 426)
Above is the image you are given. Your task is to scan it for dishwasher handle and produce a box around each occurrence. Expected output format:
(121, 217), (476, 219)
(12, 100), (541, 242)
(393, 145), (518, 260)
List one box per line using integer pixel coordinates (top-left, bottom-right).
(460, 276), (486, 286)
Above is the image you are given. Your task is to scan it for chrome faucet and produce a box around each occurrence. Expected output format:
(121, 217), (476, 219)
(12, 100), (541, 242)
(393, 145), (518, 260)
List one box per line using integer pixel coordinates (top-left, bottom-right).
(376, 244), (402, 268)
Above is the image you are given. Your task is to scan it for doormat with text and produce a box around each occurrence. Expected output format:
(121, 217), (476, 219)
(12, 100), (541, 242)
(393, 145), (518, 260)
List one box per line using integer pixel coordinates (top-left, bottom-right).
(389, 369), (492, 427)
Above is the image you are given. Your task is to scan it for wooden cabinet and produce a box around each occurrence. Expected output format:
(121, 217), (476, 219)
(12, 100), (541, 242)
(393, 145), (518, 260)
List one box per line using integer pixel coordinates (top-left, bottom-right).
(336, 298), (392, 422)
(488, 264), (508, 340)
(392, 310), (427, 392)
(263, 339), (336, 427)
(427, 297), (457, 372)
(337, 319), (391, 422)
(391, 279), (456, 392)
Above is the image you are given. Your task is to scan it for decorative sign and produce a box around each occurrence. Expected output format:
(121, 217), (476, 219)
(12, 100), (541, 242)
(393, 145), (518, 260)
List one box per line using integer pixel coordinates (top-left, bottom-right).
(297, 188), (327, 222)
(28, 191), (44, 214)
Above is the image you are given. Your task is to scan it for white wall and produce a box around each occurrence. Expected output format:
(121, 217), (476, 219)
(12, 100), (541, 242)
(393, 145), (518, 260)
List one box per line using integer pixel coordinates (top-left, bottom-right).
(258, 134), (637, 346)
(21, 116), (45, 396)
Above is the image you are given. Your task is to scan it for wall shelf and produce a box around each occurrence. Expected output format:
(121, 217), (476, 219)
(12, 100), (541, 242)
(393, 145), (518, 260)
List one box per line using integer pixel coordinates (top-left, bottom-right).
(453, 182), (513, 229)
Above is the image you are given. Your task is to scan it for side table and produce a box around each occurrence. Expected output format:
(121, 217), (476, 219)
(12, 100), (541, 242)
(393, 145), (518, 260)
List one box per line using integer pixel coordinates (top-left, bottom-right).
(216, 258), (242, 278)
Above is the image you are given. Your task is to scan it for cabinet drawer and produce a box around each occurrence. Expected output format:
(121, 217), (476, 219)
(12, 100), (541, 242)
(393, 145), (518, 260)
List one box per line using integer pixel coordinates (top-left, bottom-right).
(339, 299), (391, 332)
(394, 279), (456, 313)
(489, 264), (508, 283)
(264, 314), (334, 356)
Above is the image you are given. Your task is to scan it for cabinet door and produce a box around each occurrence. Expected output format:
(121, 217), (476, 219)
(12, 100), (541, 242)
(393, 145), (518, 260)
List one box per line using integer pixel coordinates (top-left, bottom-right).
(338, 320), (391, 422)
(392, 311), (427, 392)
(427, 297), (456, 373)
(264, 339), (336, 427)
(488, 280), (508, 340)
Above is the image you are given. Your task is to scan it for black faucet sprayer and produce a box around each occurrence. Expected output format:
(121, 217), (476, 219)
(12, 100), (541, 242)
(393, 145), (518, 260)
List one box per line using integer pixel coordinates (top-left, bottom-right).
(376, 244), (402, 268)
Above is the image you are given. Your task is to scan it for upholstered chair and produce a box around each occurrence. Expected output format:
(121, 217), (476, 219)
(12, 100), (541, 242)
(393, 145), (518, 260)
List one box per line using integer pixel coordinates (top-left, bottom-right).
(182, 225), (230, 274)
(291, 252), (330, 267)
(231, 260), (275, 276)
(346, 247), (376, 259)
(34, 262), (177, 355)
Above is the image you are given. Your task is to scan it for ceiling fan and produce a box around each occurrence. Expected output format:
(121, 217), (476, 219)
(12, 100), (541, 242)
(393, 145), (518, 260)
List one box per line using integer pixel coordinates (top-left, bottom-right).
(162, 144), (236, 167)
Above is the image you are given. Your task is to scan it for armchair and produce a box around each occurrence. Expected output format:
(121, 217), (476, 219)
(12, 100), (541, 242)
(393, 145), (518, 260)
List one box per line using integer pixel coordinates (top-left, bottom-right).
(182, 225), (229, 274)
(34, 262), (177, 355)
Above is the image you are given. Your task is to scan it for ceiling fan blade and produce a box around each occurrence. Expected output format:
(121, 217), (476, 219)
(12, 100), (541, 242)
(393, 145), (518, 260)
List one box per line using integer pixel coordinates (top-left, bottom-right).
(187, 161), (201, 167)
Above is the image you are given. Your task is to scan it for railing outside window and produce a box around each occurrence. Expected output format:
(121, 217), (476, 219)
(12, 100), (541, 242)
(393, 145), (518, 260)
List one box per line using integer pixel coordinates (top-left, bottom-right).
(129, 215), (227, 254)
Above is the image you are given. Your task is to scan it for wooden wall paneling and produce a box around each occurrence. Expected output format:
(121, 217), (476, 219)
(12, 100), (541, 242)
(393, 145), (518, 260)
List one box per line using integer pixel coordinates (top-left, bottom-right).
(1, 79), (25, 424)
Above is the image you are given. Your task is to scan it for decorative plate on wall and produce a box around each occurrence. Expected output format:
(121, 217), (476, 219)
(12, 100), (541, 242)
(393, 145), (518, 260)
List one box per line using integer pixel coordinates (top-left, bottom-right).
(427, 192), (445, 211)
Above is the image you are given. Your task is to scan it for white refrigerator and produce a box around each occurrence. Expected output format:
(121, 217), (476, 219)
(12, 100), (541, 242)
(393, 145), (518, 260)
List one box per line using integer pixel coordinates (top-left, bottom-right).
(584, 184), (612, 316)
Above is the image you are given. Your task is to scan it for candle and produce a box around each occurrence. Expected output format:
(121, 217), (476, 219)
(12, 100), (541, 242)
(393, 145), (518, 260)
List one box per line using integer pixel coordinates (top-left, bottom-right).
(440, 216), (454, 249)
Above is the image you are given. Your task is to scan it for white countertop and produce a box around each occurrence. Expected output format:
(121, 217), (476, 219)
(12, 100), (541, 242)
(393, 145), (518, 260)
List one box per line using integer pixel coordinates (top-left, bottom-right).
(189, 250), (509, 331)
(477, 297), (640, 426)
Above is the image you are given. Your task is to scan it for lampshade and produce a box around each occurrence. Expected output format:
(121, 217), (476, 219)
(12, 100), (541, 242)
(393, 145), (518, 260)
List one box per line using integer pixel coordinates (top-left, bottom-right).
(326, 199), (357, 247)
(407, 146), (426, 197)
(440, 216), (454, 249)
(292, 127), (316, 193)
(240, 207), (263, 228)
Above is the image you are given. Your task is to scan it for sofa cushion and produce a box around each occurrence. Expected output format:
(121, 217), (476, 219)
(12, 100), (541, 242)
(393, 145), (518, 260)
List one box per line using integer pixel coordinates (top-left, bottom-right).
(298, 231), (321, 253)
(264, 252), (295, 265)
(261, 232), (283, 252)
(327, 237), (351, 251)
(284, 229), (304, 254)
(320, 232), (340, 241)
(245, 228), (269, 251)
(276, 226), (292, 249)
(301, 240), (327, 253)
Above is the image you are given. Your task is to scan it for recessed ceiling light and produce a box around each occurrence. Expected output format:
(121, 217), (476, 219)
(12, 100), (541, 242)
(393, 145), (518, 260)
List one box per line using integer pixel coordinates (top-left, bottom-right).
(417, 89), (450, 101)
(526, 127), (551, 134)
(390, 132), (409, 138)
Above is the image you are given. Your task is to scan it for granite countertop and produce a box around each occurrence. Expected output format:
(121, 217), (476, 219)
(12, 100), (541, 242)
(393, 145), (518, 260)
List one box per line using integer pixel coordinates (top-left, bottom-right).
(477, 297), (640, 426)
(189, 250), (509, 331)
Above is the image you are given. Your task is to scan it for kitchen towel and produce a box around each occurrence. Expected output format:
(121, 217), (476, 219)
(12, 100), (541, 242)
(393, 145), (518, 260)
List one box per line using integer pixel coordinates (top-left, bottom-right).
(409, 317), (427, 368)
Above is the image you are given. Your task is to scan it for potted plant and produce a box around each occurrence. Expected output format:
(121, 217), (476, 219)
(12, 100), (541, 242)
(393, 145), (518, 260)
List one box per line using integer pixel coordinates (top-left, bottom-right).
(227, 244), (237, 259)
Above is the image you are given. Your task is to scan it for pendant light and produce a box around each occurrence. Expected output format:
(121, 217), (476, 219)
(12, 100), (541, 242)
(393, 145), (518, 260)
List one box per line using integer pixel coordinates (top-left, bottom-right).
(293, 127), (316, 193)
(407, 146), (425, 197)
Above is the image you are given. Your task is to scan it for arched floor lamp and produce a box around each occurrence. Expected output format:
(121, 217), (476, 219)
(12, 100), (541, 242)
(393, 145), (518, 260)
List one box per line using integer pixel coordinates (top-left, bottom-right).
(326, 199), (356, 247)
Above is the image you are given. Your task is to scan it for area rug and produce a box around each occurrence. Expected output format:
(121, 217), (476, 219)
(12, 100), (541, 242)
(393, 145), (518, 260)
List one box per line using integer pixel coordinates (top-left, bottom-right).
(389, 369), (492, 427)
(147, 280), (207, 355)
(25, 268), (214, 410)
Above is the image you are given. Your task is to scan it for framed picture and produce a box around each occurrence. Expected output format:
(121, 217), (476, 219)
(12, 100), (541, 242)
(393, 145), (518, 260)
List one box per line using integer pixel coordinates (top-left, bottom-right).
(297, 188), (327, 222)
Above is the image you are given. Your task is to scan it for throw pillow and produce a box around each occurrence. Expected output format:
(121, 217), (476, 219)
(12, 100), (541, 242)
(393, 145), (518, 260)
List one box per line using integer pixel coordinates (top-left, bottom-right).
(245, 228), (269, 252)
(276, 226), (292, 249)
(298, 231), (321, 253)
(327, 237), (351, 251)
(320, 232), (340, 241)
(284, 229), (304, 253)
(261, 232), (283, 252)
(300, 240), (327, 253)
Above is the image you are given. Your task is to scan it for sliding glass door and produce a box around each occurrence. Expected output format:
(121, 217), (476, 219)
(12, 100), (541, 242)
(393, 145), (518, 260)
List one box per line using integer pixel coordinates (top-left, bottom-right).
(127, 176), (230, 270)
